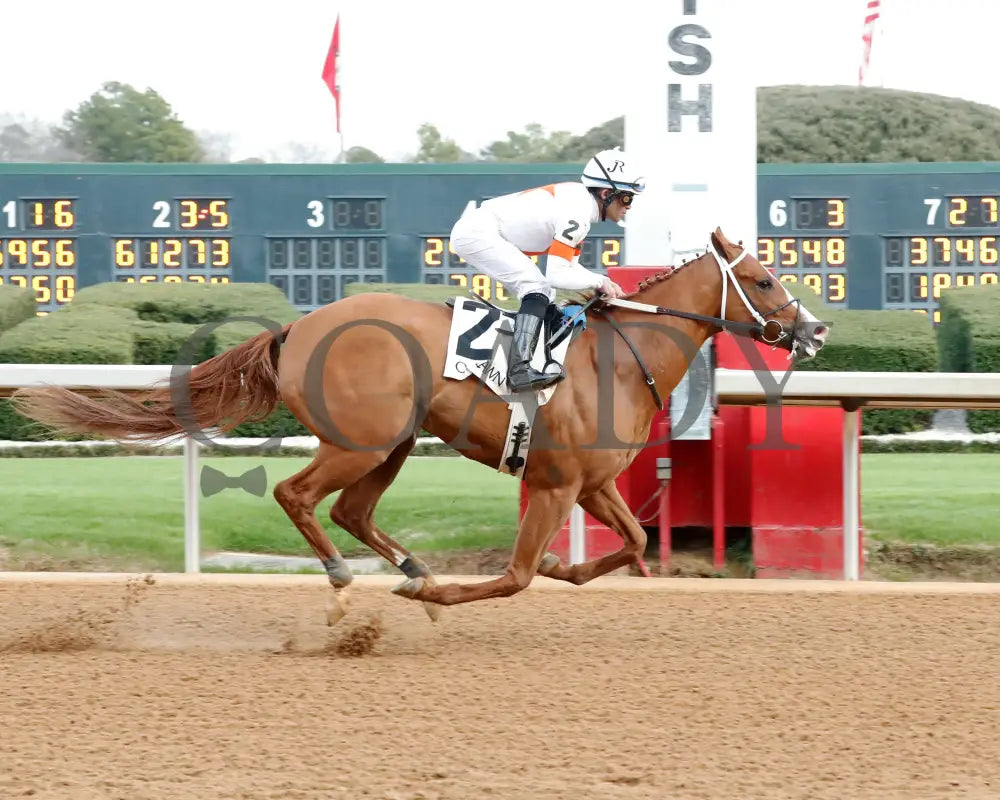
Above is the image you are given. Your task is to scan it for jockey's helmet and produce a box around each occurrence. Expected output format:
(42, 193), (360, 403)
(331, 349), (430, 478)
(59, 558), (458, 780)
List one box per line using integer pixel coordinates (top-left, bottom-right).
(581, 147), (647, 196)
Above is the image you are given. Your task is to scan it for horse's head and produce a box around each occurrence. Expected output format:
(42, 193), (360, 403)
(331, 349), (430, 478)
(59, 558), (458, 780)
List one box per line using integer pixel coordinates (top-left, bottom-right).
(708, 227), (829, 359)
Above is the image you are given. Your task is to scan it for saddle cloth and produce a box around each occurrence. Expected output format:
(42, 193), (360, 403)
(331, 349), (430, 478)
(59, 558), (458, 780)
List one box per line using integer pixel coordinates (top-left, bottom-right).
(443, 296), (582, 403)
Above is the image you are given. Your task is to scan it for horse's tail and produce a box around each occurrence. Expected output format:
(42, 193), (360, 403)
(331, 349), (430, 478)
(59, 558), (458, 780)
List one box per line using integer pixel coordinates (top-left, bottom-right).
(10, 322), (294, 442)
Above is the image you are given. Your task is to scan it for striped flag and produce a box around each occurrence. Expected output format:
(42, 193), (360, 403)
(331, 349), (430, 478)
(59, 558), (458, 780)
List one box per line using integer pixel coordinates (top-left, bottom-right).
(858, 0), (881, 86)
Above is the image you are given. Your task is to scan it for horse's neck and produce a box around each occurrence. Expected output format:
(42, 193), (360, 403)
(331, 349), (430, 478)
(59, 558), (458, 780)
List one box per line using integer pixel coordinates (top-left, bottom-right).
(618, 256), (722, 387)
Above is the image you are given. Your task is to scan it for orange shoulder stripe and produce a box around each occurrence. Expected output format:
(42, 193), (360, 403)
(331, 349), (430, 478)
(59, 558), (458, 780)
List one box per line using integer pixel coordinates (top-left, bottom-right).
(518, 183), (556, 197)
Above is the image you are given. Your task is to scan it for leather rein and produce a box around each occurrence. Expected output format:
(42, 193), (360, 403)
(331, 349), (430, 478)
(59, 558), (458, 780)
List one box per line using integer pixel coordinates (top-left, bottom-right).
(588, 243), (803, 411)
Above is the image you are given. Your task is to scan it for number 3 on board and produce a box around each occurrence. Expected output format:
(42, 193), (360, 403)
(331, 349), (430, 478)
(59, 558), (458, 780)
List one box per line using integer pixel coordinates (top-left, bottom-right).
(307, 200), (324, 228)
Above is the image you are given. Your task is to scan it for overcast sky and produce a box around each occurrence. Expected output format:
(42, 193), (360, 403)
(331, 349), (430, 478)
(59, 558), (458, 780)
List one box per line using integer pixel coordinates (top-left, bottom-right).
(3, 0), (998, 162)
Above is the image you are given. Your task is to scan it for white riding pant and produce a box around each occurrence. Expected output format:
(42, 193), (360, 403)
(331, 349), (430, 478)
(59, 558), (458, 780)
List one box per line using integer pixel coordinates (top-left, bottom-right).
(449, 208), (555, 302)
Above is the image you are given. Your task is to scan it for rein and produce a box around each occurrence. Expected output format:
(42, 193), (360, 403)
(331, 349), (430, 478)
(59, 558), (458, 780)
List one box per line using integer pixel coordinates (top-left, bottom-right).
(589, 243), (803, 411)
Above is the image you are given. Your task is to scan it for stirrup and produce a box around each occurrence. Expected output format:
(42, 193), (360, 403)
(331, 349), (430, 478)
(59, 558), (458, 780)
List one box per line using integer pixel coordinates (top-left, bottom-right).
(507, 366), (562, 394)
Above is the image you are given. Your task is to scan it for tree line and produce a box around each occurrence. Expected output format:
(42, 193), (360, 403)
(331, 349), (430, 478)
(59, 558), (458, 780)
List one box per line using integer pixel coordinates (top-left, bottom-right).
(4, 81), (1000, 165)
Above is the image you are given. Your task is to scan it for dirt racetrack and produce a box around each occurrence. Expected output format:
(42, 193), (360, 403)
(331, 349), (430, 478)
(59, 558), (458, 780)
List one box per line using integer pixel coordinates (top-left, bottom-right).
(2, 574), (1000, 800)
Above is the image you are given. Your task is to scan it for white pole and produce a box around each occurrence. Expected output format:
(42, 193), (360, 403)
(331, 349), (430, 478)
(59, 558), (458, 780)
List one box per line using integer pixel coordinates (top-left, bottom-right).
(183, 436), (200, 573)
(569, 504), (586, 565)
(842, 410), (860, 580)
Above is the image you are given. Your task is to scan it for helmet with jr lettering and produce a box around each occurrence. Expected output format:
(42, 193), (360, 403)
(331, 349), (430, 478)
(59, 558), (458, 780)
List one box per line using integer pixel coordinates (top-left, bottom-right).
(581, 146), (646, 221)
(581, 147), (647, 194)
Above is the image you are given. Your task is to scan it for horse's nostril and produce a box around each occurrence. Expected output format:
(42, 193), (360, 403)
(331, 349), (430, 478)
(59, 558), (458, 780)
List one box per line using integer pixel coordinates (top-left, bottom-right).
(814, 325), (828, 339)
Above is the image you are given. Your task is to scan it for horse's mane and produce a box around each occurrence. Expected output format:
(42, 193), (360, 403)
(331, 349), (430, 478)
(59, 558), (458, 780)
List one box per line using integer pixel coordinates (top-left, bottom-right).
(577, 249), (708, 306)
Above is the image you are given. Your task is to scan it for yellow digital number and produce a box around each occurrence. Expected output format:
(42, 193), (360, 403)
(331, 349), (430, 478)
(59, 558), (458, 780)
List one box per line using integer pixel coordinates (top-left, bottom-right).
(601, 238), (621, 268)
(826, 237), (845, 266)
(210, 200), (229, 228)
(757, 238), (775, 267)
(163, 275), (183, 283)
(955, 238), (975, 264)
(981, 237), (999, 265)
(779, 238), (798, 266)
(8, 239), (27, 265)
(115, 239), (135, 267)
(984, 198), (999, 224)
(179, 200), (199, 229)
(163, 238), (182, 268)
(29, 275), (50, 303)
(147, 240), (161, 265)
(55, 200), (74, 228)
(211, 238), (230, 267)
(448, 273), (468, 289)
(31, 239), (51, 268)
(956, 274), (976, 288)
(802, 239), (822, 265)
(949, 197), (968, 226)
(913, 274), (928, 300)
(187, 275), (206, 283)
(209, 276), (229, 284)
(933, 236), (951, 264)
(828, 274), (846, 302)
(827, 199), (845, 228)
(32, 202), (45, 227)
(55, 275), (75, 303)
(803, 274), (822, 296)
(910, 236), (928, 266)
(932, 272), (952, 298)
(424, 237), (444, 267)
(471, 274), (492, 300)
(188, 239), (207, 265)
(982, 272), (999, 285)
(55, 240), (75, 267)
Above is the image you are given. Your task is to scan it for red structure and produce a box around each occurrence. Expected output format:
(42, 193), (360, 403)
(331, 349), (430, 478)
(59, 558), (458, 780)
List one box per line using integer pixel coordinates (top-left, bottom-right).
(520, 265), (863, 579)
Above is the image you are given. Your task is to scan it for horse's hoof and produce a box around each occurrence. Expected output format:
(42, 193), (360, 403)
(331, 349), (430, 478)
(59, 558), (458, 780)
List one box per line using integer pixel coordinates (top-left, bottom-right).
(420, 575), (443, 622)
(423, 601), (442, 622)
(391, 576), (425, 599)
(326, 585), (351, 626)
(538, 552), (560, 576)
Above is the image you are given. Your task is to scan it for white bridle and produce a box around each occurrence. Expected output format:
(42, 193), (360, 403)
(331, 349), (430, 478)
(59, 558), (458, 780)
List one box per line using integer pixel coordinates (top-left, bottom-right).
(604, 241), (789, 345)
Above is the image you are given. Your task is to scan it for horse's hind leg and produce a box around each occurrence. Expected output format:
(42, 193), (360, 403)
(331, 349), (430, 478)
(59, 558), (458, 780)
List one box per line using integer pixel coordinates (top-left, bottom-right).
(329, 434), (443, 621)
(392, 485), (579, 607)
(272, 442), (393, 625)
(537, 481), (647, 585)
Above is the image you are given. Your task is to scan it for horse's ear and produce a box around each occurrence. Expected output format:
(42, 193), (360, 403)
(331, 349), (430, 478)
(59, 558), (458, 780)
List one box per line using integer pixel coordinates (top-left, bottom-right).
(710, 227), (729, 254)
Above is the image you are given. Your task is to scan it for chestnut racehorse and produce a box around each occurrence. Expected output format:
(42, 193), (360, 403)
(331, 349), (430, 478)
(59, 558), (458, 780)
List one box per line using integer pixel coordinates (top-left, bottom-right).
(12, 228), (828, 623)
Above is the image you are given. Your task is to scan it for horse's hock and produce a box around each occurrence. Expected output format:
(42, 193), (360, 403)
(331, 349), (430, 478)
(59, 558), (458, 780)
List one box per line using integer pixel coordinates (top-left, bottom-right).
(2, 573), (999, 800)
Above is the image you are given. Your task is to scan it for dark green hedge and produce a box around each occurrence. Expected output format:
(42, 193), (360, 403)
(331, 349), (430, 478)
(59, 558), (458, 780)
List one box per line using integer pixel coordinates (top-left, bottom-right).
(0, 281), (304, 440)
(0, 306), (138, 441)
(0, 285), (37, 335)
(938, 284), (1000, 432)
(0, 305), (137, 364)
(794, 308), (938, 435)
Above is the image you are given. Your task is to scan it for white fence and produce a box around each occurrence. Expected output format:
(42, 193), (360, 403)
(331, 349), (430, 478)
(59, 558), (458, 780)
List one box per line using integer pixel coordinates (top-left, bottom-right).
(3, 363), (1000, 580)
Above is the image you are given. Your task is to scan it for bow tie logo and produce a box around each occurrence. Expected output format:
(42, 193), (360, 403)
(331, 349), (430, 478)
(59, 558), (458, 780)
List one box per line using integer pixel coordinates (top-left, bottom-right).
(200, 464), (268, 497)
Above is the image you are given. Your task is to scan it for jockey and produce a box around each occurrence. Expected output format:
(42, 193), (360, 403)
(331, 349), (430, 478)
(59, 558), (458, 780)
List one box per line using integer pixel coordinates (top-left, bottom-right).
(450, 147), (645, 393)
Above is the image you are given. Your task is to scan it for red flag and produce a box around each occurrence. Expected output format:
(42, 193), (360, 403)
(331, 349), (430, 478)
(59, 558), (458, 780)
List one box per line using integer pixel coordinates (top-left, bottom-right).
(322, 15), (341, 132)
(858, 0), (880, 86)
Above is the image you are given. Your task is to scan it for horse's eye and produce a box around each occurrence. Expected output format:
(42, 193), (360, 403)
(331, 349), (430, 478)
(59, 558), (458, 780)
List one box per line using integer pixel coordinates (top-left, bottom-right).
(756, 278), (774, 290)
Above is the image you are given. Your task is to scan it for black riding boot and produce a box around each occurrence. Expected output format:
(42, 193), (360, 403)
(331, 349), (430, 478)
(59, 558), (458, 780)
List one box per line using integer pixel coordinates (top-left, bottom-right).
(506, 293), (563, 393)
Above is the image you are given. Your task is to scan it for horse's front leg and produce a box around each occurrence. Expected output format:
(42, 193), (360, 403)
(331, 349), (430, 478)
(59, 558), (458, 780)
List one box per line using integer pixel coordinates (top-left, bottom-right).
(392, 485), (579, 607)
(537, 481), (648, 585)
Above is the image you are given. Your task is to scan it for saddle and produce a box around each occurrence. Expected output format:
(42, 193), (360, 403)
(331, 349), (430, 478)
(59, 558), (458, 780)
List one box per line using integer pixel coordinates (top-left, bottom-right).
(442, 292), (589, 479)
